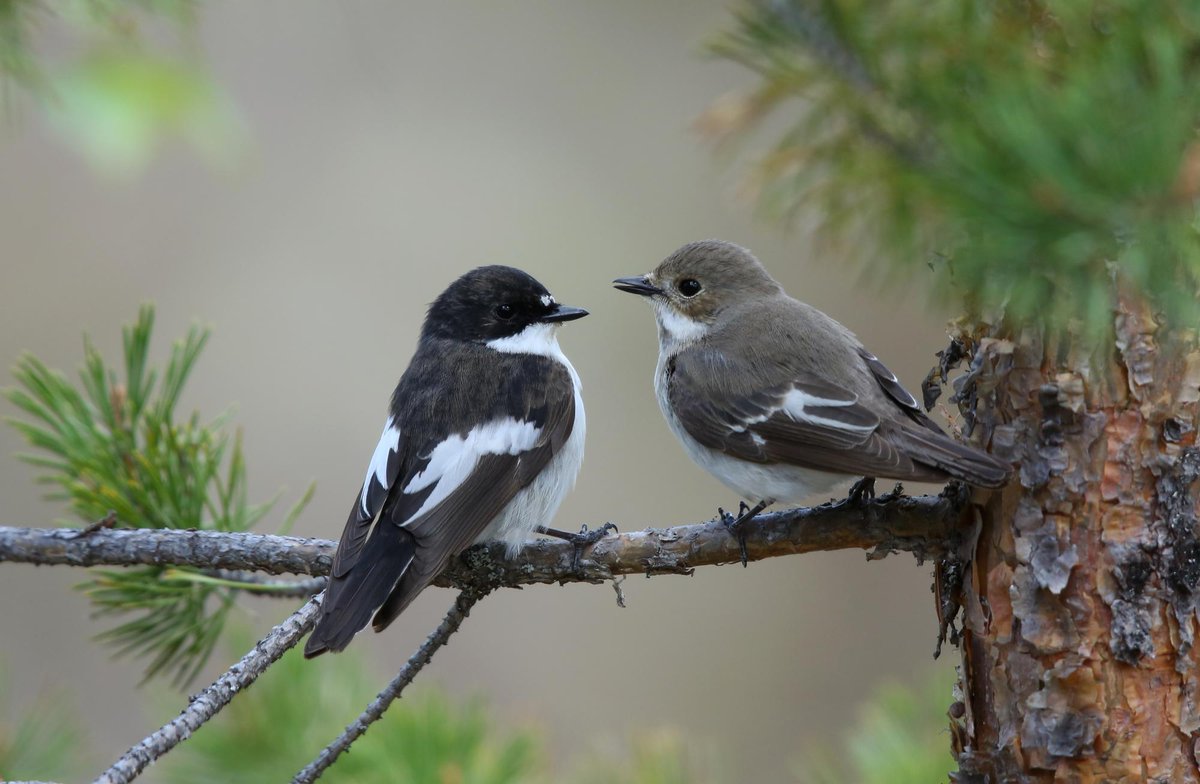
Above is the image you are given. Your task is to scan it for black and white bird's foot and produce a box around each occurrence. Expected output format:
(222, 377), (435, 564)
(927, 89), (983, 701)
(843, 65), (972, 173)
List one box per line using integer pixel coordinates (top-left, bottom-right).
(717, 500), (768, 568)
(847, 477), (877, 506)
(539, 523), (618, 572)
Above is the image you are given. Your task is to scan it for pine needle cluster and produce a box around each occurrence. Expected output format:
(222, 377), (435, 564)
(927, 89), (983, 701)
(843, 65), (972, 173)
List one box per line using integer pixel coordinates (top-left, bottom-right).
(710, 0), (1200, 334)
(4, 306), (311, 685)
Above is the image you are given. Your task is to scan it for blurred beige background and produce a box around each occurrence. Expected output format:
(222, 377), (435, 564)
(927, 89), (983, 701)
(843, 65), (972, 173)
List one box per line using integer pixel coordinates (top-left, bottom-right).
(0, 2), (955, 780)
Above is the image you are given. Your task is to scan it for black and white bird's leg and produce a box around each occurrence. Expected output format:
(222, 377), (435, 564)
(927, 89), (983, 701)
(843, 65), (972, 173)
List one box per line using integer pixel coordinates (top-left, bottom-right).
(717, 499), (771, 568)
(847, 476), (877, 505)
(537, 523), (619, 572)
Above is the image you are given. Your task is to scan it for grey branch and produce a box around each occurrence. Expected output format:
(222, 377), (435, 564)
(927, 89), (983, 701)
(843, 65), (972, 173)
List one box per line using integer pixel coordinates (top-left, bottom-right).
(5, 488), (968, 784)
(0, 487), (967, 589)
(291, 589), (487, 784)
(91, 596), (322, 784)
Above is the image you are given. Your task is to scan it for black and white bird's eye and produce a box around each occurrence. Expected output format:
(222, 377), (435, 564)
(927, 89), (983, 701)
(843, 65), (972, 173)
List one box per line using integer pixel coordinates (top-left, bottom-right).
(677, 278), (702, 298)
(495, 303), (515, 320)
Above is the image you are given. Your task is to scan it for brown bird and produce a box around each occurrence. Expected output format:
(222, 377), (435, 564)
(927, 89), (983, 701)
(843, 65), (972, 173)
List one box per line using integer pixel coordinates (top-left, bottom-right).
(614, 240), (1009, 555)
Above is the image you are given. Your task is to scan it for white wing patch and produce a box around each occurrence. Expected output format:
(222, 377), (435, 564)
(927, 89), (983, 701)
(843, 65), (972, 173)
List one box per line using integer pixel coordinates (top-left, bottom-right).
(780, 388), (876, 433)
(360, 417), (401, 516)
(402, 417), (543, 522)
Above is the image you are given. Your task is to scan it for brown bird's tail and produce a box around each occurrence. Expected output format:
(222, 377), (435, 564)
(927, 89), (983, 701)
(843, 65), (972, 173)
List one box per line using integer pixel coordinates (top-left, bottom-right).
(892, 424), (1011, 488)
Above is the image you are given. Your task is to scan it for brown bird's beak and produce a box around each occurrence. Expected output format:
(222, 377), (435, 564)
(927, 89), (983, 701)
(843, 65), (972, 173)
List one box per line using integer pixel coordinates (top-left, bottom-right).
(612, 276), (663, 297)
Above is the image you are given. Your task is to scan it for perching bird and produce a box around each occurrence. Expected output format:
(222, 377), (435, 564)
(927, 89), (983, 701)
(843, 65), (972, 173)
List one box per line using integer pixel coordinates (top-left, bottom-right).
(613, 240), (1009, 556)
(305, 266), (588, 657)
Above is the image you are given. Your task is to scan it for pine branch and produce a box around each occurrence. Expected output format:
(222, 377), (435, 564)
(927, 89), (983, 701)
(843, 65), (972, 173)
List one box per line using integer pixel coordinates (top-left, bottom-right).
(187, 569), (327, 598)
(91, 596), (321, 784)
(291, 590), (488, 784)
(0, 486), (968, 589)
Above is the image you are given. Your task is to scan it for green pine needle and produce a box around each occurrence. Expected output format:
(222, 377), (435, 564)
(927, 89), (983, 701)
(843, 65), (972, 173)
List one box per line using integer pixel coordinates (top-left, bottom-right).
(712, 0), (1200, 336)
(4, 305), (311, 686)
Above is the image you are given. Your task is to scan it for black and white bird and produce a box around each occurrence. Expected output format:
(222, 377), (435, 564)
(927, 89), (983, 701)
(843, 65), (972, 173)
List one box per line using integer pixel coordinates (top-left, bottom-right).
(305, 266), (588, 657)
(613, 240), (1009, 552)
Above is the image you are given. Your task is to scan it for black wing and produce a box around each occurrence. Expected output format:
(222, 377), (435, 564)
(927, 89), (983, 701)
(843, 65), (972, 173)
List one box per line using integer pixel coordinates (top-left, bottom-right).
(305, 351), (576, 657)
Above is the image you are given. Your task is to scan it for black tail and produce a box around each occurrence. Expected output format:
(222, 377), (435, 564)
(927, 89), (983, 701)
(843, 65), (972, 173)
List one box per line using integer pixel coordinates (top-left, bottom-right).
(891, 424), (1011, 489)
(303, 525), (416, 658)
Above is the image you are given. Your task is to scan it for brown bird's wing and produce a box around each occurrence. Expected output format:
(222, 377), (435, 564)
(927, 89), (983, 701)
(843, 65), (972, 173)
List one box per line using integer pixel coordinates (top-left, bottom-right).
(854, 346), (1010, 487)
(666, 346), (947, 481)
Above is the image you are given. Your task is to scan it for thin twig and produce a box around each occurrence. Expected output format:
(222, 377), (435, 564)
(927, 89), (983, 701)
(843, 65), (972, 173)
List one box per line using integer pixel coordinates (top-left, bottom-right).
(0, 487), (968, 588)
(291, 589), (489, 784)
(91, 595), (322, 784)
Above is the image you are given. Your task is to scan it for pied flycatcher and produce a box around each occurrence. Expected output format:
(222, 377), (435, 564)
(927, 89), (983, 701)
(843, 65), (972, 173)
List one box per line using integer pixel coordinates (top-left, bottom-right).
(614, 240), (1009, 552)
(305, 265), (588, 657)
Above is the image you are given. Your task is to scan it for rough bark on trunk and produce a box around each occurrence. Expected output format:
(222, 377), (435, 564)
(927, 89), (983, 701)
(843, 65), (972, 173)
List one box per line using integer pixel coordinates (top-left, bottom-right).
(946, 293), (1200, 782)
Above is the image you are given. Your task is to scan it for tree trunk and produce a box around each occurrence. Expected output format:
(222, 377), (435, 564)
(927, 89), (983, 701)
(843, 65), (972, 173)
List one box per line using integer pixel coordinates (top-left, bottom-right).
(948, 293), (1200, 782)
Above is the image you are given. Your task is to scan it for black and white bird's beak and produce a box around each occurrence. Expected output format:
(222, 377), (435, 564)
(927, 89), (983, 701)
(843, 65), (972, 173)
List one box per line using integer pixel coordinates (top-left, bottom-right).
(539, 304), (589, 323)
(612, 276), (663, 297)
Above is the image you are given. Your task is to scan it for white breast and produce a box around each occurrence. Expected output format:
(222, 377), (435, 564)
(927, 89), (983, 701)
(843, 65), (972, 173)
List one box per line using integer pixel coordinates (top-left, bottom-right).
(481, 324), (586, 554)
(653, 353), (844, 505)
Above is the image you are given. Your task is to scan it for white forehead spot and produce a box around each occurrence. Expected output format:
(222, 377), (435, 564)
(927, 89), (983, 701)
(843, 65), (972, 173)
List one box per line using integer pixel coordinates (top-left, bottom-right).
(540, 294), (555, 307)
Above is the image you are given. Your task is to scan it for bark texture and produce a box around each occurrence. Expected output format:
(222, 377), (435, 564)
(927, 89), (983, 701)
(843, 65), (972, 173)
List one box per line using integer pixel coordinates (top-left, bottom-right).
(948, 295), (1200, 782)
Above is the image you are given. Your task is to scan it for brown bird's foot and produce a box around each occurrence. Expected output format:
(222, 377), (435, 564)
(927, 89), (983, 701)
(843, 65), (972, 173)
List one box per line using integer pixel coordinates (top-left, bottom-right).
(538, 523), (618, 572)
(718, 500), (769, 568)
(847, 477), (877, 506)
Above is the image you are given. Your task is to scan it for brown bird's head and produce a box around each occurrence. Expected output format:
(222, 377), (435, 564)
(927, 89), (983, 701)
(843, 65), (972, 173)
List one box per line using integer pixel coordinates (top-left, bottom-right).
(613, 240), (783, 351)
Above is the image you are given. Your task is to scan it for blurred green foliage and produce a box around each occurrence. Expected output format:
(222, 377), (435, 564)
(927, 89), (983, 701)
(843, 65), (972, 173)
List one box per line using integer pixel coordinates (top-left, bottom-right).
(568, 729), (717, 784)
(166, 626), (724, 784)
(711, 1), (1200, 335)
(792, 671), (953, 784)
(0, 661), (86, 782)
(162, 628), (542, 784)
(164, 630), (953, 784)
(0, 0), (242, 174)
(0, 638), (958, 784)
(4, 306), (311, 685)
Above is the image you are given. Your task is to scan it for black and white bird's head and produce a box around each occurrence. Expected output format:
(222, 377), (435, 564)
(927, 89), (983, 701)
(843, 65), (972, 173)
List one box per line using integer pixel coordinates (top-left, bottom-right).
(423, 265), (588, 345)
(614, 240), (783, 352)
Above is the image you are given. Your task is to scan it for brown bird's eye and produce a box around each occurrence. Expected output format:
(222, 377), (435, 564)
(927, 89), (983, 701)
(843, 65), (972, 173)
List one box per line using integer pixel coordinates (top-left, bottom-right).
(678, 278), (702, 297)
(495, 303), (515, 320)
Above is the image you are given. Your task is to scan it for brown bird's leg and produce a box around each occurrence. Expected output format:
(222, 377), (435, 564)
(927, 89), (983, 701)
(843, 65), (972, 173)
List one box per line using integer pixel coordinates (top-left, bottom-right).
(847, 476), (876, 505)
(718, 499), (771, 567)
(537, 523), (619, 571)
